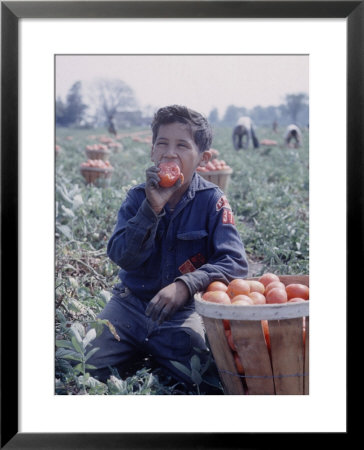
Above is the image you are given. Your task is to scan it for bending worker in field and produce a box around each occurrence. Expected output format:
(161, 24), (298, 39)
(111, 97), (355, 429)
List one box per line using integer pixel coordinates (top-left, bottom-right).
(88, 105), (248, 392)
(284, 123), (302, 148)
(232, 116), (260, 150)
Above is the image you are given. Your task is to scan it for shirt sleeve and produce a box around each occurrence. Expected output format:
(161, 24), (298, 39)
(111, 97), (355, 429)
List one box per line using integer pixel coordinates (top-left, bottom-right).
(175, 190), (249, 296)
(107, 189), (165, 270)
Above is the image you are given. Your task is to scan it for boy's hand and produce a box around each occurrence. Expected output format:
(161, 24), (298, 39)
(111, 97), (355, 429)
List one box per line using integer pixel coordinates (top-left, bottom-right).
(145, 165), (181, 214)
(145, 281), (190, 324)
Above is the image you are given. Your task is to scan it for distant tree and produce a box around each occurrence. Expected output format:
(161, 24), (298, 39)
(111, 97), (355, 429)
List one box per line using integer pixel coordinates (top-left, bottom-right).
(208, 107), (219, 124)
(249, 105), (265, 124)
(93, 78), (138, 132)
(285, 93), (308, 123)
(64, 81), (88, 126)
(278, 104), (289, 122)
(222, 105), (247, 126)
(55, 81), (88, 127)
(249, 105), (281, 126)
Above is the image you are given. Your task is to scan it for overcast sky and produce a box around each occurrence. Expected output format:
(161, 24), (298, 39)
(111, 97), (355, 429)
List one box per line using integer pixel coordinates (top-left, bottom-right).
(56, 54), (308, 117)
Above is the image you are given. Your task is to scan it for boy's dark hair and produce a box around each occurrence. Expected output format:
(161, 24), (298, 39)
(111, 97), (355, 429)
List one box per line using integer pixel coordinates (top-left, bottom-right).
(151, 105), (213, 152)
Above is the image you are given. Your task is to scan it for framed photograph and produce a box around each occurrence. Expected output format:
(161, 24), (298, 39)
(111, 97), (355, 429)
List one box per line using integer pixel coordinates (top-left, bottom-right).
(1, 1), (357, 447)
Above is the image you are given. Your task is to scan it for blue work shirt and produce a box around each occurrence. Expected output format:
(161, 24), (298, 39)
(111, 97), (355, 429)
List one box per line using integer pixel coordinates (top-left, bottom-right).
(107, 173), (248, 301)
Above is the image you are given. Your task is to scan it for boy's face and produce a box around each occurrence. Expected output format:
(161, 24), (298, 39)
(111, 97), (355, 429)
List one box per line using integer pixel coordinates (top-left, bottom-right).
(151, 122), (211, 185)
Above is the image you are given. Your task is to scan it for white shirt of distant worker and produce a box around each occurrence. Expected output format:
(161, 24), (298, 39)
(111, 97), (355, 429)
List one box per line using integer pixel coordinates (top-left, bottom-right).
(233, 116), (259, 150)
(284, 124), (302, 148)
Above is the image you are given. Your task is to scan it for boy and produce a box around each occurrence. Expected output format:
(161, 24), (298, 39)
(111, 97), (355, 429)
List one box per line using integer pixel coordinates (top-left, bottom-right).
(88, 105), (248, 391)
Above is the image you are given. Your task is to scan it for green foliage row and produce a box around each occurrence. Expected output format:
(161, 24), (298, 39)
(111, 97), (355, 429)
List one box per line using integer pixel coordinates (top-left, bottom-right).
(212, 126), (309, 274)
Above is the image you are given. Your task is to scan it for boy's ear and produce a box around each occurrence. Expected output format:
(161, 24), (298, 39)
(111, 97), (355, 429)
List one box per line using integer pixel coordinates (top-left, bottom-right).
(198, 150), (212, 167)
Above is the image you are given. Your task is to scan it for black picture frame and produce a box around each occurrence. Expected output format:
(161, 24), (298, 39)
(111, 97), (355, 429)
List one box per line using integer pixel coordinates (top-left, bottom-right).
(1, 1), (356, 448)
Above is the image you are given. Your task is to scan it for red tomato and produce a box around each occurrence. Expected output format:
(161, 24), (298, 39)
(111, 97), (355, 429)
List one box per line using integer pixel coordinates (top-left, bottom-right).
(206, 281), (228, 293)
(158, 162), (183, 187)
(202, 291), (231, 305)
(286, 284), (309, 300)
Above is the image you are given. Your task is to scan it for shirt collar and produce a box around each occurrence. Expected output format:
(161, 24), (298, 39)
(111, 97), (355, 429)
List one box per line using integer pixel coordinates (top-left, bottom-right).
(185, 172), (215, 200)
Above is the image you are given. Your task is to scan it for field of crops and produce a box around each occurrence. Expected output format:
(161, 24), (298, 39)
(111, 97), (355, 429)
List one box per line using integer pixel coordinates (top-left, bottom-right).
(55, 124), (309, 395)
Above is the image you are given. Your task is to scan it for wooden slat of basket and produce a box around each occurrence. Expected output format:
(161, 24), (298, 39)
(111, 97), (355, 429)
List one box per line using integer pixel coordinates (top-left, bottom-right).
(199, 168), (233, 191)
(202, 317), (245, 395)
(230, 320), (275, 395)
(304, 317), (309, 394)
(269, 318), (305, 394)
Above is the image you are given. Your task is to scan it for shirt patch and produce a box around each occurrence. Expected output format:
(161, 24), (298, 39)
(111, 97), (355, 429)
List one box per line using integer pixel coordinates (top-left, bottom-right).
(222, 209), (235, 225)
(179, 253), (206, 274)
(178, 259), (196, 274)
(216, 195), (231, 211)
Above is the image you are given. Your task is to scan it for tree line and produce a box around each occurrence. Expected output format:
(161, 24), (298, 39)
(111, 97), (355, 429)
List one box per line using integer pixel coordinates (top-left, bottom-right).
(56, 79), (308, 131)
(209, 93), (309, 128)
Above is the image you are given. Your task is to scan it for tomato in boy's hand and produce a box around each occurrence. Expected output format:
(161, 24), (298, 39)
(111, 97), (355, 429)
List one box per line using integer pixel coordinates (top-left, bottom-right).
(158, 162), (184, 187)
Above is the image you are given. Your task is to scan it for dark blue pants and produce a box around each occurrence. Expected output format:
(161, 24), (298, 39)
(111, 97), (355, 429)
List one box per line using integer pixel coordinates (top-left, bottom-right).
(87, 284), (210, 389)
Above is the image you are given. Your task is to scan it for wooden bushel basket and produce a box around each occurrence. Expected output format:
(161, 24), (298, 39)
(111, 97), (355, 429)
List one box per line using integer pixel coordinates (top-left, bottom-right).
(80, 166), (113, 187)
(198, 168), (233, 192)
(195, 275), (309, 395)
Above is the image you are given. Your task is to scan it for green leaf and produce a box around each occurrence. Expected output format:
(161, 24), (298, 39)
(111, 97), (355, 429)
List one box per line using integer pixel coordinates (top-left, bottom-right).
(74, 363), (83, 374)
(56, 348), (82, 362)
(83, 328), (97, 348)
(85, 364), (97, 370)
(99, 289), (111, 304)
(92, 321), (106, 337)
(170, 360), (191, 378)
(57, 224), (72, 240)
(190, 369), (203, 386)
(71, 322), (85, 340)
(68, 277), (79, 289)
(61, 353), (83, 362)
(61, 205), (75, 219)
(56, 309), (67, 324)
(107, 375), (127, 394)
(63, 264), (77, 271)
(55, 340), (73, 349)
(190, 355), (201, 373)
(71, 336), (83, 354)
(83, 373), (90, 383)
(72, 194), (84, 210)
(85, 347), (99, 362)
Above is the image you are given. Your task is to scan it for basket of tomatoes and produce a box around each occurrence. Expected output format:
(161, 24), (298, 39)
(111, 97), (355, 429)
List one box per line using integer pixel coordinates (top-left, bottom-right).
(194, 273), (309, 395)
(196, 157), (233, 192)
(80, 159), (114, 186)
(85, 144), (111, 161)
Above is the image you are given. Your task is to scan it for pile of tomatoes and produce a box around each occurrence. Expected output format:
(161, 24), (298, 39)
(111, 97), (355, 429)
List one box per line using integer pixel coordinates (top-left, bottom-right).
(201, 273), (308, 379)
(260, 139), (278, 146)
(201, 272), (309, 306)
(85, 144), (109, 152)
(98, 136), (115, 145)
(197, 158), (232, 173)
(80, 159), (112, 169)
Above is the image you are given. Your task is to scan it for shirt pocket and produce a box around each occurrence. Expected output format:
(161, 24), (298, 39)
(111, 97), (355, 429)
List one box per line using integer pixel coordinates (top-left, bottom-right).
(176, 230), (208, 263)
